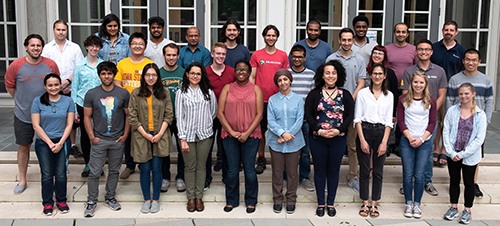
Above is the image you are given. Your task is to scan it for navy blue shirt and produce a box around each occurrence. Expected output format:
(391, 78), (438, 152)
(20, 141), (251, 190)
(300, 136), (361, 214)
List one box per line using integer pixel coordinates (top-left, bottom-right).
(430, 40), (467, 81)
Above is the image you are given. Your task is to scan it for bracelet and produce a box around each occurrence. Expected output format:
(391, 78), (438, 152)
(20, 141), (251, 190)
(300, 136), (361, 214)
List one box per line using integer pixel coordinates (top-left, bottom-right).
(58, 142), (63, 147)
(420, 137), (425, 143)
(318, 130), (321, 136)
(66, 79), (72, 85)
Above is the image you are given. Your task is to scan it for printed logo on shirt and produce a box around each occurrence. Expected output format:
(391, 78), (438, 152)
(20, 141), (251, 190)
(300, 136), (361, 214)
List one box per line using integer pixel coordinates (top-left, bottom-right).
(260, 60), (265, 65)
(453, 54), (460, 59)
(122, 80), (140, 88)
(99, 96), (117, 134)
(260, 60), (282, 66)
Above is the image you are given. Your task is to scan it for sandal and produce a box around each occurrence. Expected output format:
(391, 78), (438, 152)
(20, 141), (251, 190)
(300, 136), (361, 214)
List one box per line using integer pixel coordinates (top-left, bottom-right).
(359, 205), (369, 217)
(432, 152), (439, 163)
(439, 154), (448, 165)
(370, 205), (379, 218)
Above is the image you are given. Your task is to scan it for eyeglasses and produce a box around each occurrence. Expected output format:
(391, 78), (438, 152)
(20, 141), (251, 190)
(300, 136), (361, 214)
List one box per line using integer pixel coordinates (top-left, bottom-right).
(50, 102), (56, 113)
(235, 69), (249, 72)
(416, 48), (432, 52)
(144, 73), (157, 78)
(291, 56), (305, 59)
(189, 72), (202, 77)
(464, 58), (479, 63)
(130, 42), (145, 46)
(372, 51), (385, 56)
(371, 72), (385, 77)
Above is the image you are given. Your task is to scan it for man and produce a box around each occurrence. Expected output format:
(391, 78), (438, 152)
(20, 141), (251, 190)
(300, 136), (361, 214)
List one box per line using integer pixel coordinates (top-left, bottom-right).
(220, 19), (251, 68)
(430, 20), (467, 168)
(386, 23), (418, 86)
(250, 25), (290, 174)
(160, 43), (186, 193)
(178, 27), (210, 68)
(206, 42), (235, 184)
(144, 16), (174, 68)
(83, 61), (130, 217)
(325, 28), (366, 193)
(289, 20), (333, 72)
(5, 34), (60, 194)
(287, 44), (315, 192)
(401, 39), (448, 197)
(114, 32), (154, 179)
(351, 15), (379, 65)
(41, 20), (84, 158)
(445, 48), (493, 198)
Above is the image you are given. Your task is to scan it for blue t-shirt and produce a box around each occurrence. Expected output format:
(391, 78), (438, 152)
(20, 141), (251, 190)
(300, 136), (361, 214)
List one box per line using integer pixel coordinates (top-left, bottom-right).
(31, 95), (75, 139)
(225, 44), (251, 68)
(289, 39), (334, 72)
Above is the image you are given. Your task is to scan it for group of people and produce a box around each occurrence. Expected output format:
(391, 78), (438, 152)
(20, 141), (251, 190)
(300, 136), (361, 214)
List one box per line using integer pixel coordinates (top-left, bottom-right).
(5, 13), (492, 224)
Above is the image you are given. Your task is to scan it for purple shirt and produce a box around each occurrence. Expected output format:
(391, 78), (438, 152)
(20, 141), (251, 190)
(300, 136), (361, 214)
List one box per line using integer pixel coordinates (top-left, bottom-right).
(454, 116), (474, 151)
(385, 43), (418, 86)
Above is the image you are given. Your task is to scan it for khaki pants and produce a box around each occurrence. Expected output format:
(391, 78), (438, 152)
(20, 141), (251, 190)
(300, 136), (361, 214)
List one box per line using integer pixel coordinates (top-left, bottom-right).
(183, 136), (213, 199)
(347, 122), (358, 180)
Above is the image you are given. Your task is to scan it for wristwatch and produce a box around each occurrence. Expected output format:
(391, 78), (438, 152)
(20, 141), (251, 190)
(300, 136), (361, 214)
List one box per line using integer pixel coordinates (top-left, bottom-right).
(420, 137), (425, 143)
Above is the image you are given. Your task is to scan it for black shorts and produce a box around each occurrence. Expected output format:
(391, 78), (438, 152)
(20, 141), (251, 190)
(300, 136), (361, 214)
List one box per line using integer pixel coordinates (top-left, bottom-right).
(14, 116), (34, 145)
(260, 103), (268, 134)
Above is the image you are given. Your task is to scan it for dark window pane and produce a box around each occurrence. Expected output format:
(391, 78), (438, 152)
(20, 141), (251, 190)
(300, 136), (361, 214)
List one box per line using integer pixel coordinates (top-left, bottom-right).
(169, 10), (195, 25)
(122, 0), (147, 6)
(0, 61), (6, 92)
(248, 0), (256, 23)
(211, 0), (243, 25)
(246, 28), (256, 52)
(359, 0), (384, 10)
(70, 26), (100, 53)
(445, 0), (479, 28)
(405, 0), (429, 11)
(480, 0), (490, 28)
(170, 0), (194, 7)
(296, 29), (306, 42)
(6, 0), (15, 22)
(359, 13), (384, 28)
(455, 31), (477, 49)
(211, 28), (221, 45)
(122, 8), (148, 24)
(478, 66), (485, 74)
(297, 0), (306, 27)
(70, 0), (105, 23)
(7, 25), (16, 57)
(59, 0), (68, 21)
(122, 26), (148, 36)
(0, 25), (4, 58)
(168, 27), (188, 43)
(478, 32), (488, 62)
(404, 13), (429, 29)
(310, 0), (342, 27)
(408, 31), (427, 45)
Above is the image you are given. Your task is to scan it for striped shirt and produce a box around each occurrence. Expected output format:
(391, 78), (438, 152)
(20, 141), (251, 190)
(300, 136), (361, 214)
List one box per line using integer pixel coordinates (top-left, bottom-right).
(288, 67), (315, 102)
(175, 86), (217, 142)
(445, 71), (493, 123)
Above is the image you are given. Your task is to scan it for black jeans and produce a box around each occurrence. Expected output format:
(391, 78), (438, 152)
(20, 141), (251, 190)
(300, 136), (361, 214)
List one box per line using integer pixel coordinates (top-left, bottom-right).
(356, 122), (386, 201)
(447, 156), (477, 208)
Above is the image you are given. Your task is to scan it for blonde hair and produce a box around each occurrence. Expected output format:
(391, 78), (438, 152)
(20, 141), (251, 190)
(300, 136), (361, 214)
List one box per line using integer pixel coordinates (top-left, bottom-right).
(402, 70), (431, 109)
(459, 82), (477, 115)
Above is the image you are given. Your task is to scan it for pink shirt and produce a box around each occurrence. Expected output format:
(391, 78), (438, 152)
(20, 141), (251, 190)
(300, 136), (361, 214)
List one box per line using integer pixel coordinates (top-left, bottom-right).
(221, 82), (262, 139)
(250, 48), (289, 102)
(385, 43), (418, 86)
(206, 65), (235, 101)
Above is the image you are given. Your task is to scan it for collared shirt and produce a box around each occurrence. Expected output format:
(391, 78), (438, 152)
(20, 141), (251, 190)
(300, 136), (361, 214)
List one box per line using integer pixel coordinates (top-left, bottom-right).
(41, 39), (84, 84)
(325, 51), (367, 95)
(401, 62), (448, 99)
(144, 38), (174, 68)
(96, 32), (131, 64)
(290, 39), (334, 72)
(206, 65), (235, 101)
(267, 91), (305, 153)
(175, 87), (217, 142)
(430, 39), (467, 81)
(354, 87), (394, 128)
(288, 67), (315, 102)
(178, 44), (211, 68)
(351, 37), (379, 65)
(71, 56), (104, 111)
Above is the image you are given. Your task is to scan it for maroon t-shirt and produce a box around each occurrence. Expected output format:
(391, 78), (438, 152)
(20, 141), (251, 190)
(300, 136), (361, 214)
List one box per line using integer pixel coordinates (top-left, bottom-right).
(206, 65), (235, 101)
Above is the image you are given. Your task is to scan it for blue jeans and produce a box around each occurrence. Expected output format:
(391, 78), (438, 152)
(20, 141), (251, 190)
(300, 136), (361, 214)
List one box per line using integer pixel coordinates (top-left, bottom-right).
(284, 121), (311, 182)
(35, 138), (70, 206)
(399, 136), (432, 205)
(424, 120), (439, 183)
(223, 137), (260, 207)
(139, 131), (163, 201)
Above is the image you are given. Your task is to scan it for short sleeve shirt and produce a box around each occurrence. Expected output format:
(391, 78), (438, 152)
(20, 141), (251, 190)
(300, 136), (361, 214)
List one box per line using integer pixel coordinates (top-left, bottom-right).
(144, 38), (174, 68)
(160, 66), (184, 116)
(250, 48), (290, 102)
(115, 57), (154, 93)
(206, 65), (235, 101)
(385, 43), (418, 85)
(430, 40), (467, 81)
(225, 44), (251, 68)
(290, 39), (333, 72)
(31, 95), (75, 139)
(325, 51), (367, 95)
(401, 62), (448, 99)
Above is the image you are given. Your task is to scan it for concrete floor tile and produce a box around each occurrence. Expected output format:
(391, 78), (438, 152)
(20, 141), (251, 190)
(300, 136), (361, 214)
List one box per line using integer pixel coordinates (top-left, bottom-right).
(424, 219), (487, 226)
(194, 218), (253, 226)
(0, 219), (13, 226)
(367, 219), (428, 226)
(308, 218), (370, 226)
(135, 219), (193, 226)
(13, 219), (74, 226)
(252, 218), (312, 226)
(481, 220), (500, 226)
(75, 218), (135, 226)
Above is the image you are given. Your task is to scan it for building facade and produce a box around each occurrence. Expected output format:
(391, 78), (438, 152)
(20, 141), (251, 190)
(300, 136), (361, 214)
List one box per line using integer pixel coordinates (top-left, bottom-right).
(2, 0), (499, 109)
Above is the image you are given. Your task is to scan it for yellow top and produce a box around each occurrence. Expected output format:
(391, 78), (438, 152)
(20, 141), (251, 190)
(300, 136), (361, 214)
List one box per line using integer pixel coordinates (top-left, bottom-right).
(114, 57), (154, 93)
(146, 95), (154, 131)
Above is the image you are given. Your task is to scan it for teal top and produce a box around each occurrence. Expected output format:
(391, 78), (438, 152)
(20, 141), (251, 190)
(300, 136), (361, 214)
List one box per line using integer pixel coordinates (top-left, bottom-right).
(71, 56), (104, 113)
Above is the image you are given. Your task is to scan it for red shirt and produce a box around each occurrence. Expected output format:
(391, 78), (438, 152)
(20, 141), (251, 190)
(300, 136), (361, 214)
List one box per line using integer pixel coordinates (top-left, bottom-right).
(206, 65), (235, 101)
(250, 48), (289, 102)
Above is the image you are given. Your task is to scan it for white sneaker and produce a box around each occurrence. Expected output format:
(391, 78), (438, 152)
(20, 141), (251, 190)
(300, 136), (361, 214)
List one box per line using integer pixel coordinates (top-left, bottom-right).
(176, 179), (186, 192)
(412, 205), (422, 218)
(403, 204), (413, 218)
(161, 179), (170, 192)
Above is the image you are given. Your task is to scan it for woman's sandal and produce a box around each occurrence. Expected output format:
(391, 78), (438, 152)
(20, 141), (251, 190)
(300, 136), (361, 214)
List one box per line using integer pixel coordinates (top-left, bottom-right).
(432, 152), (439, 163)
(439, 154), (448, 165)
(370, 205), (379, 218)
(359, 205), (369, 217)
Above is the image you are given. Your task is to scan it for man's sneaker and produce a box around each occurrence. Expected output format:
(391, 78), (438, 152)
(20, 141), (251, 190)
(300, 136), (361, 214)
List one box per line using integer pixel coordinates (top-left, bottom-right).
(425, 182), (438, 196)
(84, 202), (97, 217)
(104, 198), (121, 211)
(161, 179), (170, 192)
(176, 179), (186, 192)
(399, 185), (404, 195)
(56, 202), (70, 213)
(474, 184), (483, 198)
(213, 161), (223, 171)
(459, 209), (472, 224)
(348, 178), (360, 193)
(81, 165), (90, 177)
(412, 205), (422, 218)
(43, 205), (53, 216)
(70, 145), (83, 158)
(403, 204), (413, 218)
(286, 204), (295, 214)
(255, 157), (266, 174)
(273, 204), (282, 213)
(300, 179), (315, 192)
(119, 168), (135, 179)
(204, 180), (211, 191)
(443, 206), (459, 221)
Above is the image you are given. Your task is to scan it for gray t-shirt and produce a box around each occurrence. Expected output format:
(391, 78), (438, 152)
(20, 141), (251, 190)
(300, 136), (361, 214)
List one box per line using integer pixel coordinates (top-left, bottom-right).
(325, 51), (367, 95)
(401, 62), (448, 99)
(84, 85), (130, 141)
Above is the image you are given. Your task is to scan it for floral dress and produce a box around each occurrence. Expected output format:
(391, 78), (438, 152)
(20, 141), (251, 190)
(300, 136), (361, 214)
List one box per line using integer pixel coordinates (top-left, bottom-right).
(315, 89), (345, 136)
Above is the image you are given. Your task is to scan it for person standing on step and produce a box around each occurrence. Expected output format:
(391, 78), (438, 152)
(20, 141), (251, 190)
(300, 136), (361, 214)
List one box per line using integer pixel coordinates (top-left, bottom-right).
(96, 14), (131, 64)
(143, 16), (174, 68)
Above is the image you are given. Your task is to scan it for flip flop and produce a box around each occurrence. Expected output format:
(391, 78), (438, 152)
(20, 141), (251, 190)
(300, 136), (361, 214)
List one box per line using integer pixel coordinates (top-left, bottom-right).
(439, 154), (448, 165)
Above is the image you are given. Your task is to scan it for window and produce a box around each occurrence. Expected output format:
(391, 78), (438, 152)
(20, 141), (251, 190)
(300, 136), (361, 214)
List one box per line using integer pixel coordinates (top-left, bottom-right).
(356, 0), (385, 44)
(402, 0), (431, 45)
(120, 0), (150, 36)
(0, 0), (17, 92)
(166, 0), (196, 45)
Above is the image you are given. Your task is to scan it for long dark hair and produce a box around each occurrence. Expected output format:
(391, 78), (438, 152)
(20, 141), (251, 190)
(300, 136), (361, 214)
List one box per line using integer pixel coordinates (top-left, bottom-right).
(369, 64), (388, 95)
(138, 64), (167, 100)
(313, 60), (346, 88)
(40, 74), (62, 106)
(181, 62), (213, 101)
(220, 19), (242, 43)
(366, 45), (388, 73)
(98, 14), (120, 39)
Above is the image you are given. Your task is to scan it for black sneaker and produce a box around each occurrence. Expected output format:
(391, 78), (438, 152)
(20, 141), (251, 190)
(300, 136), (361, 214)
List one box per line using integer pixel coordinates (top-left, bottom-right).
(213, 161), (223, 171)
(255, 157), (266, 174)
(273, 204), (282, 213)
(204, 180), (211, 191)
(286, 204), (295, 214)
(43, 205), (53, 216)
(70, 146), (83, 158)
(56, 202), (70, 213)
(474, 183), (483, 198)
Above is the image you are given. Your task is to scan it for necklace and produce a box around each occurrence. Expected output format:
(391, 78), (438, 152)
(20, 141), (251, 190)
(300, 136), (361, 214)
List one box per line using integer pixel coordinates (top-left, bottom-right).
(323, 86), (337, 100)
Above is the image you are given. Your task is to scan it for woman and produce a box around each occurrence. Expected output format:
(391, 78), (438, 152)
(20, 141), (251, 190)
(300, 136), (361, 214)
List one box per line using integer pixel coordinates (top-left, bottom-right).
(397, 70), (437, 218)
(355, 64), (393, 217)
(175, 62), (217, 212)
(71, 35), (104, 177)
(31, 74), (75, 215)
(218, 60), (263, 214)
(442, 83), (486, 224)
(305, 60), (354, 217)
(96, 14), (131, 64)
(129, 64), (173, 214)
(267, 69), (305, 214)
